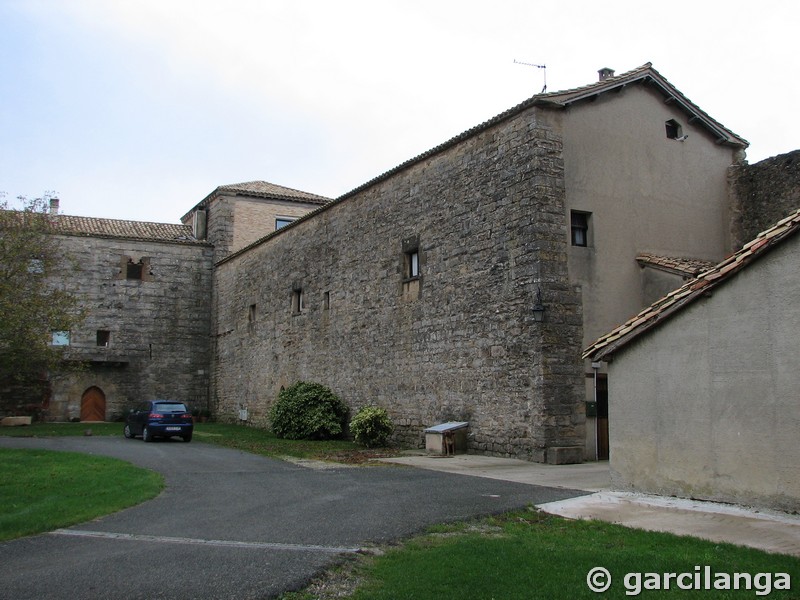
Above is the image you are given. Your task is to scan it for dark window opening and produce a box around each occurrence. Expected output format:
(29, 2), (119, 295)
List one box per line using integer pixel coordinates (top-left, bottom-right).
(571, 211), (590, 247)
(292, 289), (304, 315)
(404, 250), (420, 279)
(96, 330), (110, 347)
(665, 119), (682, 140)
(126, 259), (143, 280)
(323, 291), (330, 310)
(248, 304), (257, 331)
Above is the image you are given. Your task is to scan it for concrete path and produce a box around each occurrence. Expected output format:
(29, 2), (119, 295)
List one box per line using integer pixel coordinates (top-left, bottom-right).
(0, 437), (586, 600)
(381, 453), (800, 557)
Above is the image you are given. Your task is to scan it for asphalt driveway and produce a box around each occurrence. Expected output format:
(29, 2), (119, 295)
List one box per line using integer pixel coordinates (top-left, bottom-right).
(0, 436), (587, 599)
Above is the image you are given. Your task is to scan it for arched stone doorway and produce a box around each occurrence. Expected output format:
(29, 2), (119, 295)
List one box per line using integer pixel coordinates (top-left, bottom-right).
(80, 386), (106, 422)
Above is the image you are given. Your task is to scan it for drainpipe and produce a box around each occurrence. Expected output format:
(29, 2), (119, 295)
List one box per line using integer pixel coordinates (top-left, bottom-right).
(591, 361), (601, 461)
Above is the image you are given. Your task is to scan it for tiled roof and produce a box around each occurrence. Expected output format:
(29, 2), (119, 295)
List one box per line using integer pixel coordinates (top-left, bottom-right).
(53, 215), (203, 244)
(538, 63), (748, 148)
(215, 181), (331, 204)
(636, 253), (716, 278)
(584, 207), (800, 361)
(183, 181), (331, 221)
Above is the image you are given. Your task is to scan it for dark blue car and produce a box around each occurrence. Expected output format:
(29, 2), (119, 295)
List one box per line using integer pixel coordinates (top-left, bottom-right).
(124, 400), (193, 443)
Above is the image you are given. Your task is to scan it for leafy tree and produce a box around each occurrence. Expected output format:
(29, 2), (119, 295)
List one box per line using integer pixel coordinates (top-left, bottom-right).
(0, 193), (84, 394)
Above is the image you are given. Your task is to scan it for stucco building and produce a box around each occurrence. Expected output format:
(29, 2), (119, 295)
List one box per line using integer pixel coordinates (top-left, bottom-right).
(584, 207), (800, 511)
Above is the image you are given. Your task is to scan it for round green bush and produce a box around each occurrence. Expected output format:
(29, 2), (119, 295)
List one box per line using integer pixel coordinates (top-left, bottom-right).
(269, 381), (348, 440)
(350, 405), (394, 448)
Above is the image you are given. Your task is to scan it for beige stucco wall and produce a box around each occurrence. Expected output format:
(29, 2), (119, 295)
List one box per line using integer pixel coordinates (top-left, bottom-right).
(561, 84), (743, 458)
(232, 198), (319, 253)
(605, 234), (800, 511)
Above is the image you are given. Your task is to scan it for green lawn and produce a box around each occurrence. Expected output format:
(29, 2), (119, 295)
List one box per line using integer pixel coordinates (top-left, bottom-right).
(291, 512), (800, 600)
(0, 421), (369, 461)
(0, 448), (163, 541)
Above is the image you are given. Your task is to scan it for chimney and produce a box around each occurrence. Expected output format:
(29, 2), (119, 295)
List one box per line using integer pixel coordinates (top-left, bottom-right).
(49, 197), (60, 214)
(598, 67), (615, 81)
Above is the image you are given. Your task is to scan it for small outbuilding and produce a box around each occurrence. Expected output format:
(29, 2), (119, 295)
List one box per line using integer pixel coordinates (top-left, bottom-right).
(584, 208), (800, 512)
(425, 422), (469, 456)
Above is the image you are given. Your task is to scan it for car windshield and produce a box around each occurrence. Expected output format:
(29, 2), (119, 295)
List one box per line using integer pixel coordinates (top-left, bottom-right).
(153, 403), (188, 413)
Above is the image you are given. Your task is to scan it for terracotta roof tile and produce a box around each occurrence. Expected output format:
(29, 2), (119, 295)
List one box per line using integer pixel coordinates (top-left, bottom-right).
(636, 253), (716, 277)
(53, 215), (203, 244)
(215, 181), (331, 204)
(584, 206), (800, 361)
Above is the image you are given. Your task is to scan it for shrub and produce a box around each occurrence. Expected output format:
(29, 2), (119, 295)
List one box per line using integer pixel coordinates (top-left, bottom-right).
(350, 405), (394, 448)
(269, 381), (348, 440)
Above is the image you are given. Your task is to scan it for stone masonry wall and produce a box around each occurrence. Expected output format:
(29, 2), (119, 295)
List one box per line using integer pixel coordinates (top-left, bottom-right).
(730, 150), (800, 249)
(47, 235), (214, 421)
(213, 105), (585, 462)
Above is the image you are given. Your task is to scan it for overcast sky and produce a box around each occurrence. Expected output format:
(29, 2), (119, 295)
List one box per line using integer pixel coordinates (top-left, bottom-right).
(2, 0), (798, 223)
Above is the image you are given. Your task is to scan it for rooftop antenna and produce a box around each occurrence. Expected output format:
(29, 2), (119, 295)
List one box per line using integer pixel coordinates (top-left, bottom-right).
(513, 59), (547, 93)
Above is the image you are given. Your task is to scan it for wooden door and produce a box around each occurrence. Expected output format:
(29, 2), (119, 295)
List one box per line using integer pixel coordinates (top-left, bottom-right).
(80, 387), (106, 422)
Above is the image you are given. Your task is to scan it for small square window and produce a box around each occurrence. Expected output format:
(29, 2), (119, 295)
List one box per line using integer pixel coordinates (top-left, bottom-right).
(96, 330), (110, 347)
(126, 260), (143, 280)
(571, 211), (590, 247)
(665, 119), (683, 140)
(51, 331), (70, 346)
(27, 258), (44, 274)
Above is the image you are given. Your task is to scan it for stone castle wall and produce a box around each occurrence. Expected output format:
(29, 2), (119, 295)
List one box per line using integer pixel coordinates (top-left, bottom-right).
(47, 235), (214, 421)
(730, 150), (800, 249)
(213, 105), (585, 462)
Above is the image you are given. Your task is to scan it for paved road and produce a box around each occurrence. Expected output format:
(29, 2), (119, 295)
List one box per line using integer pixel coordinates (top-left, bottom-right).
(0, 436), (587, 599)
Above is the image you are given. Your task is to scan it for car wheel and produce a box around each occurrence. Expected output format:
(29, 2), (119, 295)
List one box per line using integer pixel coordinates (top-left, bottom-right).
(143, 426), (153, 442)
(182, 433), (192, 443)
(123, 424), (133, 439)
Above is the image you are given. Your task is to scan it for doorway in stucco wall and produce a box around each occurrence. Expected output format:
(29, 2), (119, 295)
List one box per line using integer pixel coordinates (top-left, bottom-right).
(596, 375), (609, 460)
(80, 386), (106, 422)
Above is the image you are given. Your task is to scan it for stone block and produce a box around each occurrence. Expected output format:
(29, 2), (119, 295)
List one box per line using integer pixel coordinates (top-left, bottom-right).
(545, 445), (584, 465)
(1, 416), (32, 426)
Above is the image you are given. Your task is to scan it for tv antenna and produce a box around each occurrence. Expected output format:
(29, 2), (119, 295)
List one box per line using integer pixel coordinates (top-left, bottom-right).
(514, 59), (547, 93)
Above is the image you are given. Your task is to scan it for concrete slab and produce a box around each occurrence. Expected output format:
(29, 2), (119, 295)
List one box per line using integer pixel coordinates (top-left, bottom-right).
(379, 454), (611, 492)
(381, 453), (800, 557)
(538, 492), (800, 558)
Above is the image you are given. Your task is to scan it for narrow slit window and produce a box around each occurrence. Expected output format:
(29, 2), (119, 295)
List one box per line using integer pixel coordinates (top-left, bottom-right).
(323, 291), (330, 310)
(292, 289), (304, 314)
(405, 250), (420, 279)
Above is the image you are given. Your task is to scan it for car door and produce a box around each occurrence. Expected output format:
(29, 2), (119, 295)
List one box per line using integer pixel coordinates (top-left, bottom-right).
(131, 402), (150, 435)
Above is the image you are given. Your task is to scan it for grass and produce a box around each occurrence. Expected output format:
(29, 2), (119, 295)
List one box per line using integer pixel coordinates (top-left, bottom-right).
(0, 448), (164, 541)
(0, 421), (122, 437)
(191, 422), (368, 460)
(289, 511), (800, 600)
(0, 421), (379, 462)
